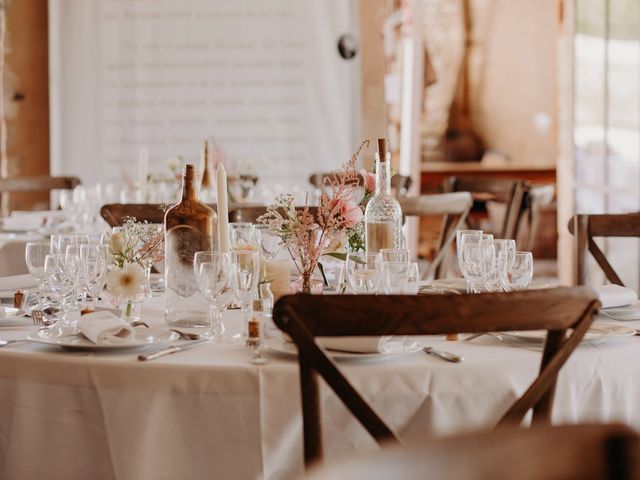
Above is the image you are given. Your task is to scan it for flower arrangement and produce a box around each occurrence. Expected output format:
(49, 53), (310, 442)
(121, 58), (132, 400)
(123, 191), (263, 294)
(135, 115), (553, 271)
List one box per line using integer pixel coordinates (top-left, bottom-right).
(257, 141), (369, 293)
(108, 217), (164, 269)
(105, 262), (147, 319)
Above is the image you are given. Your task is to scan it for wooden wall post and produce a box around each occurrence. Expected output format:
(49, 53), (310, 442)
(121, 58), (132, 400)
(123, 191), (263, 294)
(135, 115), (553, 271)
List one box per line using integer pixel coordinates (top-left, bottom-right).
(0, 0), (50, 213)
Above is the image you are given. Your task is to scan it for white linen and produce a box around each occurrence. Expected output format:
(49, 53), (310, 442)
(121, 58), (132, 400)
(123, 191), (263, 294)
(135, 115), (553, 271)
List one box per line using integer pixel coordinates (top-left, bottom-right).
(0, 298), (640, 479)
(78, 310), (135, 345)
(596, 284), (637, 308)
(0, 273), (38, 293)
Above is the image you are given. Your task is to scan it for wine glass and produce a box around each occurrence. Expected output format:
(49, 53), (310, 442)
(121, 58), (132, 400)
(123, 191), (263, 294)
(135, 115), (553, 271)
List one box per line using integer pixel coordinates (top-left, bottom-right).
(381, 261), (410, 294)
(500, 251), (534, 292)
(25, 242), (50, 308)
(80, 244), (109, 311)
(229, 223), (255, 248)
(197, 253), (231, 341)
(44, 253), (80, 335)
(253, 225), (281, 259)
(346, 252), (381, 294)
(194, 251), (216, 280)
(230, 249), (260, 341)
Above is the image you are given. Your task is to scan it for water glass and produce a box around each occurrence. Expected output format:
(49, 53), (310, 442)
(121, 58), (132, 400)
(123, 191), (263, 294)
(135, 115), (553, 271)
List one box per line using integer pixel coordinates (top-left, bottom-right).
(458, 232), (492, 284)
(346, 252), (381, 294)
(460, 243), (484, 293)
(380, 248), (410, 263)
(253, 225), (281, 259)
(500, 251), (534, 292)
(230, 249), (260, 341)
(229, 223), (255, 248)
(456, 229), (482, 272)
(194, 251), (216, 280)
(198, 253), (231, 341)
(381, 261), (410, 294)
(406, 262), (420, 294)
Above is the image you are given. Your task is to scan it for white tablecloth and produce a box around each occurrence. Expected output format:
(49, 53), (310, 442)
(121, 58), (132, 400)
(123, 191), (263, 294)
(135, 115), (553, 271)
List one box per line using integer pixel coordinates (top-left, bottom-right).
(0, 297), (639, 480)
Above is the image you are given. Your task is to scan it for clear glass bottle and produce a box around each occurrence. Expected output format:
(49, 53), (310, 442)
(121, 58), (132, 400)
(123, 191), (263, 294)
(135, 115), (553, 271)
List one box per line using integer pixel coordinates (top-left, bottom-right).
(164, 164), (217, 327)
(364, 138), (403, 253)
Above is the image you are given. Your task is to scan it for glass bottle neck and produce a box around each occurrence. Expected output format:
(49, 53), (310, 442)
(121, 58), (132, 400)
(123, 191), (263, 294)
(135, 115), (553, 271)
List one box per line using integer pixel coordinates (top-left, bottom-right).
(374, 155), (391, 195)
(181, 174), (199, 201)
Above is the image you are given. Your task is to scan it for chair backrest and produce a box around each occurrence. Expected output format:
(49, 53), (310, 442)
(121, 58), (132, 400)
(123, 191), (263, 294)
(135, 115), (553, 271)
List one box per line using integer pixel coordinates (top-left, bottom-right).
(305, 424), (640, 480)
(100, 204), (168, 227)
(229, 205), (320, 224)
(0, 175), (81, 193)
(568, 213), (640, 286)
(442, 176), (529, 239)
(398, 192), (473, 280)
(273, 288), (599, 467)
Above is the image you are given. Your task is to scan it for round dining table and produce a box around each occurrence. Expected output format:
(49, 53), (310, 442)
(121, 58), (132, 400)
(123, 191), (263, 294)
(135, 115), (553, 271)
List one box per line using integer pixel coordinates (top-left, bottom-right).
(0, 294), (639, 480)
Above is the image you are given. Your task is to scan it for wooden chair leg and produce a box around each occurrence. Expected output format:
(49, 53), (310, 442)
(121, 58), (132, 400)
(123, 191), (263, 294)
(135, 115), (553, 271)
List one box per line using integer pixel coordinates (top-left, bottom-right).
(300, 356), (323, 467)
(574, 215), (589, 286)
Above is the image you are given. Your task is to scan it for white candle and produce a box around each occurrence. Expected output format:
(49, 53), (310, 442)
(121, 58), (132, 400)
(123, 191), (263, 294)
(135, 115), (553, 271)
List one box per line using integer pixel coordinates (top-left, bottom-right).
(265, 259), (290, 301)
(216, 162), (230, 252)
(138, 146), (149, 200)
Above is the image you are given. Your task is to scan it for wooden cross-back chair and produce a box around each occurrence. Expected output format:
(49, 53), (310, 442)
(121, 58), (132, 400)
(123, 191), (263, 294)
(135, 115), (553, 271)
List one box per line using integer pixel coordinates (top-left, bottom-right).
(306, 423), (640, 480)
(228, 205), (319, 224)
(273, 288), (600, 468)
(309, 173), (413, 198)
(568, 213), (640, 286)
(442, 176), (528, 240)
(398, 192), (473, 280)
(100, 204), (168, 227)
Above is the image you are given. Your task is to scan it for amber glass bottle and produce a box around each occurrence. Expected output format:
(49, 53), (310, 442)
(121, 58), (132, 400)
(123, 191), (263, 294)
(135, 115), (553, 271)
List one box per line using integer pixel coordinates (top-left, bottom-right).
(164, 164), (217, 327)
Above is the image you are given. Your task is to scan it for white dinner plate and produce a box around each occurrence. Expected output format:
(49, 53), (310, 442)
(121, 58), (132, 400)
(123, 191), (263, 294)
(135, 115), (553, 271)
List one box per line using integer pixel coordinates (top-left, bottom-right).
(502, 322), (636, 345)
(264, 337), (422, 360)
(27, 327), (180, 351)
(599, 303), (640, 321)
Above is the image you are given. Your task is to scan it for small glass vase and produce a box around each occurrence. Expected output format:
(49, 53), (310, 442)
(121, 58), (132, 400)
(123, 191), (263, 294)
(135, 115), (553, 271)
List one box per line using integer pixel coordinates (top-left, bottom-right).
(290, 273), (323, 295)
(120, 298), (143, 323)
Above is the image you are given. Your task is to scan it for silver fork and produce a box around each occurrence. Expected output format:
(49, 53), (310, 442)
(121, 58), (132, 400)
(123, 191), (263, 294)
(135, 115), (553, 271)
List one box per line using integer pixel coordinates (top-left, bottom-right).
(31, 309), (45, 327)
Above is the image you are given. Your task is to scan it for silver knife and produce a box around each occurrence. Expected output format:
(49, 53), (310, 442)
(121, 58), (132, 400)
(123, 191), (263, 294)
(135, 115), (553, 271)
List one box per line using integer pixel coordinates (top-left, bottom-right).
(138, 339), (209, 361)
(423, 346), (464, 363)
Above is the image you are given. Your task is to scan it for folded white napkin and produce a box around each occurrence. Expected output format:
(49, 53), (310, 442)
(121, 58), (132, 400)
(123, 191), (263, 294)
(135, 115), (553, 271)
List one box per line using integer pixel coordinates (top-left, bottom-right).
(0, 274), (38, 292)
(596, 284), (638, 309)
(78, 311), (136, 345)
(317, 337), (381, 354)
(1, 216), (44, 231)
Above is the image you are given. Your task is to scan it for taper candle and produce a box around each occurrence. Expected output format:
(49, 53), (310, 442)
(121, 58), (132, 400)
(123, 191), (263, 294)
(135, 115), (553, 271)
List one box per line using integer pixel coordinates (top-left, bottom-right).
(216, 162), (230, 252)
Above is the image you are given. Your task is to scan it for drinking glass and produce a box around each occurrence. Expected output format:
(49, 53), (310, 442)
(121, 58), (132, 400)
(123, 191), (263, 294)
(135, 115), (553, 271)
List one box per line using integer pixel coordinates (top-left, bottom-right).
(406, 261), (420, 294)
(194, 251), (216, 280)
(253, 225), (281, 259)
(198, 253), (231, 341)
(229, 223), (255, 248)
(478, 237), (501, 292)
(80, 244), (109, 311)
(381, 261), (410, 294)
(456, 229), (482, 273)
(50, 234), (75, 256)
(230, 249), (260, 341)
(459, 233), (492, 290)
(25, 242), (50, 307)
(380, 248), (410, 263)
(346, 252), (381, 294)
(44, 253), (80, 335)
(500, 251), (534, 292)
(460, 243), (484, 293)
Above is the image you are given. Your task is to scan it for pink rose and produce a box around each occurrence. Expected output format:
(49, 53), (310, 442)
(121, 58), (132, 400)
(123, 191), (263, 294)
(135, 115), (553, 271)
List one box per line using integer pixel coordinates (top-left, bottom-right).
(360, 169), (376, 193)
(342, 201), (364, 228)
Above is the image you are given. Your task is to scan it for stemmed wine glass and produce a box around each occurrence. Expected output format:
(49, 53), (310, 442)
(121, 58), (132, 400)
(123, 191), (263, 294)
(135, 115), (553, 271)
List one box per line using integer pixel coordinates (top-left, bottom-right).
(346, 252), (381, 294)
(80, 244), (109, 312)
(197, 253), (231, 341)
(25, 242), (50, 308)
(230, 249), (260, 342)
(44, 253), (80, 336)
